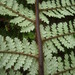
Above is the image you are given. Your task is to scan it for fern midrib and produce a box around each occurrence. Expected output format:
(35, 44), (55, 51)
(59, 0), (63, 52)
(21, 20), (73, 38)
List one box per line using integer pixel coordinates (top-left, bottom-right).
(43, 31), (75, 42)
(54, 66), (75, 75)
(35, 0), (44, 75)
(0, 50), (38, 59)
(0, 2), (35, 23)
(40, 4), (75, 11)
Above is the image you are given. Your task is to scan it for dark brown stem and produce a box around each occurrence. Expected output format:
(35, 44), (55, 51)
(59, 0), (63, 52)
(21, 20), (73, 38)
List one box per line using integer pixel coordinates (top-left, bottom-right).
(0, 51), (38, 59)
(43, 32), (75, 42)
(54, 67), (75, 75)
(0, 2), (35, 23)
(40, 4), (75, 11)
(35, 0), (44, 75)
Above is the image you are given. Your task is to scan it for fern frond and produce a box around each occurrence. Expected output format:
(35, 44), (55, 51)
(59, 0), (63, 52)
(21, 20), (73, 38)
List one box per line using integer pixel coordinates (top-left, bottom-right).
(54, 51), (75, 75)
(0, 0), (35, 32)
(0, 35), (38, 74)
(41, 20), (75, 40)
(0, 1), (35, 21)
(39, 0), (75, 22)
(41, 20), (75, 51)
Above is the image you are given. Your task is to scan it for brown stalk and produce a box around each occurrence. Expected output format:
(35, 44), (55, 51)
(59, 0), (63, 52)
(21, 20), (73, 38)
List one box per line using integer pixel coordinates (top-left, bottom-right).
(35, 0), (44, 75)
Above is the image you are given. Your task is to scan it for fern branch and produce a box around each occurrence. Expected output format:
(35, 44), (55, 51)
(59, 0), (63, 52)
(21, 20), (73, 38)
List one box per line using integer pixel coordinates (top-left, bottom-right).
(0, 2), (35, 23)
(40, 4), (75, 11)
(54, 67), (75, 75)
(43, 32), (75, 42)
(0, 50), (38, 59)
(35, 0), (44, 75)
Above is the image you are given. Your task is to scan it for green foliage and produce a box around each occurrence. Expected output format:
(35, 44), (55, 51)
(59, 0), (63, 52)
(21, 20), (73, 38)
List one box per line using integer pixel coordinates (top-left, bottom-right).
(40, 0), (75, 18)
(0, 0), (75, 75)
(0, 35), (38, 74)
(0, 0), (35, 32)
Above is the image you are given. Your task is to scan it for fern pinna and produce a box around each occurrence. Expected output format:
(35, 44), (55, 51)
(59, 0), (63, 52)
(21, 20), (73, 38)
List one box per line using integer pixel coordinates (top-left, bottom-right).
(0, 0), (75, 75)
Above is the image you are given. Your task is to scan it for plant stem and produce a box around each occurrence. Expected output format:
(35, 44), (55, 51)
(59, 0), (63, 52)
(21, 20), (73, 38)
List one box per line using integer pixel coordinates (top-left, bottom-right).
(35, 0), (44, 75)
